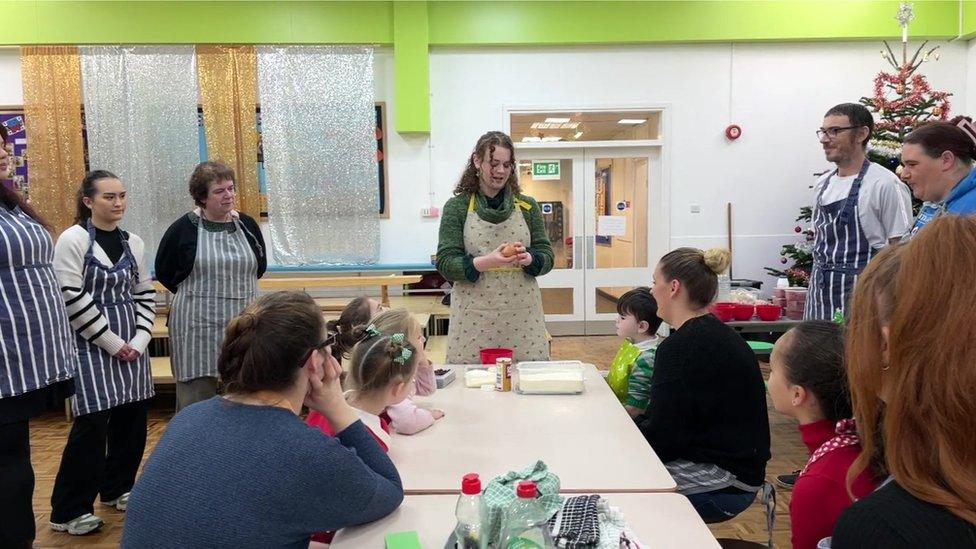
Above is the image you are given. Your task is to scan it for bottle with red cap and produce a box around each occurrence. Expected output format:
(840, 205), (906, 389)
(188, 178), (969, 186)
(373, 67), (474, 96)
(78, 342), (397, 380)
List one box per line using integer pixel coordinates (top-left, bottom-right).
(454, 473), (486, 549)
(499, 480), (554, 548)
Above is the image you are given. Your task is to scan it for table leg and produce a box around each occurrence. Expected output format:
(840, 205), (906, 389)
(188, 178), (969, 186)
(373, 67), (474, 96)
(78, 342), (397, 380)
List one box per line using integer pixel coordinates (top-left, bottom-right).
(381, 285), (390, 307)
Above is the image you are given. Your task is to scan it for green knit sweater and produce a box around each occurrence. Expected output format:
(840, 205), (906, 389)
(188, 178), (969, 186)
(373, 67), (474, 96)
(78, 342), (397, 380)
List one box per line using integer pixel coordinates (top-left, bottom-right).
(436, 189), (554, 283)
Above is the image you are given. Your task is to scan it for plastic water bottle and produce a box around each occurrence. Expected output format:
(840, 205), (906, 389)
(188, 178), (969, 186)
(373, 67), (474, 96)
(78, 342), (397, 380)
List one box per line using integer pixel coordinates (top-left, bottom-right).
(499, 481), (554, 549)
(454, 473), (486, 549)
(717, 273), (732, 302)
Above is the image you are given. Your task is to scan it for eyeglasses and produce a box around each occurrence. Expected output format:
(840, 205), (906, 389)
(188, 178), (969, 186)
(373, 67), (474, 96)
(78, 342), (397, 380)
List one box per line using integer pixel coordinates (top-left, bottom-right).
(816, 126), (861, 140)
(300, 332), (338, 366)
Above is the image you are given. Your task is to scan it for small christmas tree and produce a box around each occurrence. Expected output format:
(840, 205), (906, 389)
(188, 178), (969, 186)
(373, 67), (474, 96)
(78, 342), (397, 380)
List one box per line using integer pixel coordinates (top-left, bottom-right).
(764, 206), (813, 287)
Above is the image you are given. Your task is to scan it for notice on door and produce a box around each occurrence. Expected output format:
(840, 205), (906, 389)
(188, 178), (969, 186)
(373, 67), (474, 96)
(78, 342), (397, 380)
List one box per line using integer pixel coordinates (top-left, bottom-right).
(598, 215), (626, 236)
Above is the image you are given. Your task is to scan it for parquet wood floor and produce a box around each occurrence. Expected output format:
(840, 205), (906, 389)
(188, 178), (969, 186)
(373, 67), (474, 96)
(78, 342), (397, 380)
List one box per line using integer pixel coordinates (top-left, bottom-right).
(26, 336), (803, 547)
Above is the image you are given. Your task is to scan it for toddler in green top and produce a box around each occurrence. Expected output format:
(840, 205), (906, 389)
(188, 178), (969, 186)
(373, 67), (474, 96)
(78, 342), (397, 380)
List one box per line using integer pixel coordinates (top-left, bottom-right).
(614, 287), (663, 418)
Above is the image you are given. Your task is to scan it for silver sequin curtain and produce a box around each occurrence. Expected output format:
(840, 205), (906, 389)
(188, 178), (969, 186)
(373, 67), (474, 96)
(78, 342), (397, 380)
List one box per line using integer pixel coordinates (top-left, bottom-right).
(257, 46), (379, 265)
(80, 46), (200, 268)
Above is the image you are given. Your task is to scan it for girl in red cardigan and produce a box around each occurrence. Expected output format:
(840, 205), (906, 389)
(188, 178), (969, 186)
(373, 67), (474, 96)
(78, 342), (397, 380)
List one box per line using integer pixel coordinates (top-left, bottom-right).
(767, 320), (881, 549)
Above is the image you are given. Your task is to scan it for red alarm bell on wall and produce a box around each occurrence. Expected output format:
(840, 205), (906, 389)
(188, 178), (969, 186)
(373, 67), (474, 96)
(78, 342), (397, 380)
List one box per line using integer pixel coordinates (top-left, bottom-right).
(725, 124), (742, 140)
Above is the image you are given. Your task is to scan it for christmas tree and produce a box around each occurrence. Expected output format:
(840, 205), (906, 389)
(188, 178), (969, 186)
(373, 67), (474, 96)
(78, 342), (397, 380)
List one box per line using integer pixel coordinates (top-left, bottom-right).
(767, 2), (949, 287)
(860, 3), (951, 174)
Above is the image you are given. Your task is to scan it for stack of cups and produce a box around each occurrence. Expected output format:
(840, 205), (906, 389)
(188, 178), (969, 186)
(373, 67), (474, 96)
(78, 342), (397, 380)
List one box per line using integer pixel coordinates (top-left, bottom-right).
(772, 278), (788, 312)
(784, 288), (807, 320)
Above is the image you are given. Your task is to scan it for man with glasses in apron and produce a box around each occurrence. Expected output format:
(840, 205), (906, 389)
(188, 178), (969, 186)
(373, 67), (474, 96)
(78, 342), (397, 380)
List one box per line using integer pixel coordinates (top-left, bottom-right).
(804, 103), (912, 322)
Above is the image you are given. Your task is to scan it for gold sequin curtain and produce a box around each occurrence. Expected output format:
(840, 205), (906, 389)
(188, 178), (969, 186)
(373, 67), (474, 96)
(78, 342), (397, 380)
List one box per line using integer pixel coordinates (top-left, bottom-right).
(20, 46), (87, 235)
(196, 45), (262, 219)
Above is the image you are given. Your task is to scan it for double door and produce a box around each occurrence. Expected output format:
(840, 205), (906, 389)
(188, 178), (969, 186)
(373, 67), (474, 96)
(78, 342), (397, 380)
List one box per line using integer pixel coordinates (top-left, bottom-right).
(517, 146), (666, 334)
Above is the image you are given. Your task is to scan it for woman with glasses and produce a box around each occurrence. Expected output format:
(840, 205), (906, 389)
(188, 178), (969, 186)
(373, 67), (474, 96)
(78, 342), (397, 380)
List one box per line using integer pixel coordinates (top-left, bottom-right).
(156, 161), (266, 411)
(121, 291), (403, 548)
(804, 102), (912, 322)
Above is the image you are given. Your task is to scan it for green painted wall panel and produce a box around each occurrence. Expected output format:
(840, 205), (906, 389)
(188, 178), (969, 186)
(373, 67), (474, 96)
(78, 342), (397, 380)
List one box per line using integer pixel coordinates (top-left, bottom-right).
(428, 1), (961, 45)
(963, 0), (976, 38)
(393, 1), (430, 133)
(1, 1), (394, 45)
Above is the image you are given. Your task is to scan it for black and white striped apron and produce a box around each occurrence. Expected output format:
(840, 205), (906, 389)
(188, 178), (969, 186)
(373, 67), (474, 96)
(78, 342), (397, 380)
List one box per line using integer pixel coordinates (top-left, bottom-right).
(71, 222), (153, 416)
(0, 205), (77, 399)
(169, 218), (258, 382)
(804, 159), (875, 321)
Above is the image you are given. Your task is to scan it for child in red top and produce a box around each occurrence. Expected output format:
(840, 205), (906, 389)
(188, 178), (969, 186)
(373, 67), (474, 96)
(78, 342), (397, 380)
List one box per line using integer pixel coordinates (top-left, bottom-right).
(305, 328), (418, 543)
(767, 321), (881, 549)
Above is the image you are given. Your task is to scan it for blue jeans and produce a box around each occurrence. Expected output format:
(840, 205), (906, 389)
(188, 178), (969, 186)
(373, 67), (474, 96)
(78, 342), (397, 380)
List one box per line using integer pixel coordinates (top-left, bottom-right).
(686, 489), (757, 523)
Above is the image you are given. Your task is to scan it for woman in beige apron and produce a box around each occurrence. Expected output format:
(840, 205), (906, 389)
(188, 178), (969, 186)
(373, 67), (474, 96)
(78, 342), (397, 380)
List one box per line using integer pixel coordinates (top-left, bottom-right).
(436, 131), (553, 364)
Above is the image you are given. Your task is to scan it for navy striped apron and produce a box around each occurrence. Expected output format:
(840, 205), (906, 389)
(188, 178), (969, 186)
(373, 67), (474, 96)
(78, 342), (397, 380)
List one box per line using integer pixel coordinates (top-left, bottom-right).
(169, 217), (257, 382)
(0, 205), (77, 398)
(70, 221), (153, 416)
(805, 160), (875, 321)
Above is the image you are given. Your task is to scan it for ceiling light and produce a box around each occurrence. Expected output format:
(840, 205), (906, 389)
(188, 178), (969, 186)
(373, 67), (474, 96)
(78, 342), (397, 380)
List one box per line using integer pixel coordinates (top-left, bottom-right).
(545, 117), (571, 123)
(573, 131), (583, 139)
(618, 118), (647, 125)
(530, 122), (580, 130)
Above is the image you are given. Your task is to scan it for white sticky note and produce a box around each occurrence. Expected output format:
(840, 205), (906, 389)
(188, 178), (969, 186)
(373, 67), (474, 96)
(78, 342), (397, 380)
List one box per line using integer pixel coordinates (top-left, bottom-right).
(598, 215), (626, 236)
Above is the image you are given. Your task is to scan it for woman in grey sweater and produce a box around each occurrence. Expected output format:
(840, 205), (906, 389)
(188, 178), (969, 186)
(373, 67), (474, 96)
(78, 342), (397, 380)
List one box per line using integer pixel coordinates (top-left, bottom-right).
(122, 291), (403, 548)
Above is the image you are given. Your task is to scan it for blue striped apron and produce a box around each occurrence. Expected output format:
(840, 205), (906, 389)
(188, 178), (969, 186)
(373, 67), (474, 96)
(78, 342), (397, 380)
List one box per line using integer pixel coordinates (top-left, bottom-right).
(0, 205), (77, 398)
(169, 217), (258, 382)
(70, 221), (153, 416)
(804, 160), (875, 321)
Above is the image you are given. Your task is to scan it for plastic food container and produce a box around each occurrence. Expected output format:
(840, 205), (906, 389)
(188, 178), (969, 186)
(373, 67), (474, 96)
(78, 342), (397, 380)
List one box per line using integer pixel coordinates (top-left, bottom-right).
(756, 304), (782, 321)
(785, 288), (808, 302)
(463, 364), (495, 388)
(480, 348), (513, 365)
(732, 304), (755, 321)
(515, 361), (585, 395)
(711, 302), (737, 322)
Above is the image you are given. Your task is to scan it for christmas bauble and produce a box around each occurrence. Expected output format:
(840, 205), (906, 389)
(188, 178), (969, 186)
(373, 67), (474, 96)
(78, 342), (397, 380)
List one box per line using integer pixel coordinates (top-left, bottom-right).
(780, 257), (788, 264)
(933, 106), (943, 116)
(794, 226), (802, 233)
(896, 84), (905, 94)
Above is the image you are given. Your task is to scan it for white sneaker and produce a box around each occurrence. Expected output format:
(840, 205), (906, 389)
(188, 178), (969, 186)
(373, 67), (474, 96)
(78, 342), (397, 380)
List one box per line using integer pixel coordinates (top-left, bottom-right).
(102, 492), (130, 512)
(50, 513), (104, 535)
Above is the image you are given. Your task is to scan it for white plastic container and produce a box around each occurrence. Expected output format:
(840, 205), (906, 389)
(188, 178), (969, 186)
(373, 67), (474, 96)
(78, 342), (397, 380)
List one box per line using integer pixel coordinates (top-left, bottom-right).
(515, 361), (585, 395)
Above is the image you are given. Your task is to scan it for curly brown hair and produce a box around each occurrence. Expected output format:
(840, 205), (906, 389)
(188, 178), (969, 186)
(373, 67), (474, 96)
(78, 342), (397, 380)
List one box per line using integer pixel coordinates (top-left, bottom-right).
(452, 131), (521, 196)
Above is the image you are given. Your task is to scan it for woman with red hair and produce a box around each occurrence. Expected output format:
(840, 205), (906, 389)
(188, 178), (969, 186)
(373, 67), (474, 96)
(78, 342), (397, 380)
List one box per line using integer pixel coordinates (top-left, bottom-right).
(833, 215), (976, 547)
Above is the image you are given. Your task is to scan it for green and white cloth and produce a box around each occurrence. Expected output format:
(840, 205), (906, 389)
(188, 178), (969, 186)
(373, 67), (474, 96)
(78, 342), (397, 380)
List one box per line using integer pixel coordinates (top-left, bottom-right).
(482, 460), (564, 544)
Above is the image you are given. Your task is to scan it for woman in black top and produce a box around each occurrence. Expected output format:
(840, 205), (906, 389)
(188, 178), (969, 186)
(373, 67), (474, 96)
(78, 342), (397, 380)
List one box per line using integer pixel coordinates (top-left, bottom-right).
(636, 247), (770, 523)
(834, 215), (976, 548)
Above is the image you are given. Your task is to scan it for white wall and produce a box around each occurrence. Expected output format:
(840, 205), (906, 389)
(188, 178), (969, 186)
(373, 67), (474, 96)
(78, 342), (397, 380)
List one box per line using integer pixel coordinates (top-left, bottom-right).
(1, 42), (970, 289)
(421, 41), (969, 291)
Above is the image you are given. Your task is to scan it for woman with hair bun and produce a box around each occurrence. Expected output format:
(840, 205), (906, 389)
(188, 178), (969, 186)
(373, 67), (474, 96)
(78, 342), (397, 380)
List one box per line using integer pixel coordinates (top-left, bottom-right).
(635, 247), (771, 523)
(901, 116), (976, 239)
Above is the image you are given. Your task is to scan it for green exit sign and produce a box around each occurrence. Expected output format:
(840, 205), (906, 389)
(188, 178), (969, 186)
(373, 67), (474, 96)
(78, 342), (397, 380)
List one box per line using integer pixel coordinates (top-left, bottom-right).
(531, 160), (560, 180)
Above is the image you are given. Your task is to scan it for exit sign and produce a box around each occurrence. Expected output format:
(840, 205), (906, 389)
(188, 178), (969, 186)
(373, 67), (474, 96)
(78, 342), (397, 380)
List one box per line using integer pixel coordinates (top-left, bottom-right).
(531, 160), (560, 180)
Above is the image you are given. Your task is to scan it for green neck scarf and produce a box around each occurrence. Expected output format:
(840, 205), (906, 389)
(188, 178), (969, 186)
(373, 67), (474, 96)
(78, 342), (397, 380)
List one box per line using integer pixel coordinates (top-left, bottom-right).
(473, 185), (515, 224)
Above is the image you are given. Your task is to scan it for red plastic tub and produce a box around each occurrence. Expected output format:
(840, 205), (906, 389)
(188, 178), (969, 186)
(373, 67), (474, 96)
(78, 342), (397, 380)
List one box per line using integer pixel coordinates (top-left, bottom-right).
(480, 347), (514, 365)
(756, 304), (783, 321)
(732, 304), (755, 321)
(711, 302), (737, 322)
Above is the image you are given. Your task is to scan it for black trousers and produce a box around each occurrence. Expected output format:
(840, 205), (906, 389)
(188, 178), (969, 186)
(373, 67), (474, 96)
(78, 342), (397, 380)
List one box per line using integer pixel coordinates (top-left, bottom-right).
(0, 419), (35, 549)
(50, 399), (148, 524)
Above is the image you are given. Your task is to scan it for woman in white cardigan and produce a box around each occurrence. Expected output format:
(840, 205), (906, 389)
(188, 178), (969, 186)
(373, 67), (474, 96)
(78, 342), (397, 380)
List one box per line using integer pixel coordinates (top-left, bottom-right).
(49, 170), (156, 536)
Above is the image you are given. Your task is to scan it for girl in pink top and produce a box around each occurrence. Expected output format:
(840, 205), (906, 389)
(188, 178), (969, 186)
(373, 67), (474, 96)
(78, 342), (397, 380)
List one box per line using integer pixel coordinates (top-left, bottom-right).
(371, 309), (445, 434)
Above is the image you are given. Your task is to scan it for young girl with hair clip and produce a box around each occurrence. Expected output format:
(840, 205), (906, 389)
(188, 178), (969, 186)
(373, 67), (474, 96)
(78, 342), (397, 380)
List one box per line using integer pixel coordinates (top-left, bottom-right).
(306, 327), (420, 452)
(767, 320), (881, 549)
(325, 296), (384, 364)
(370, 309), (444, 435)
